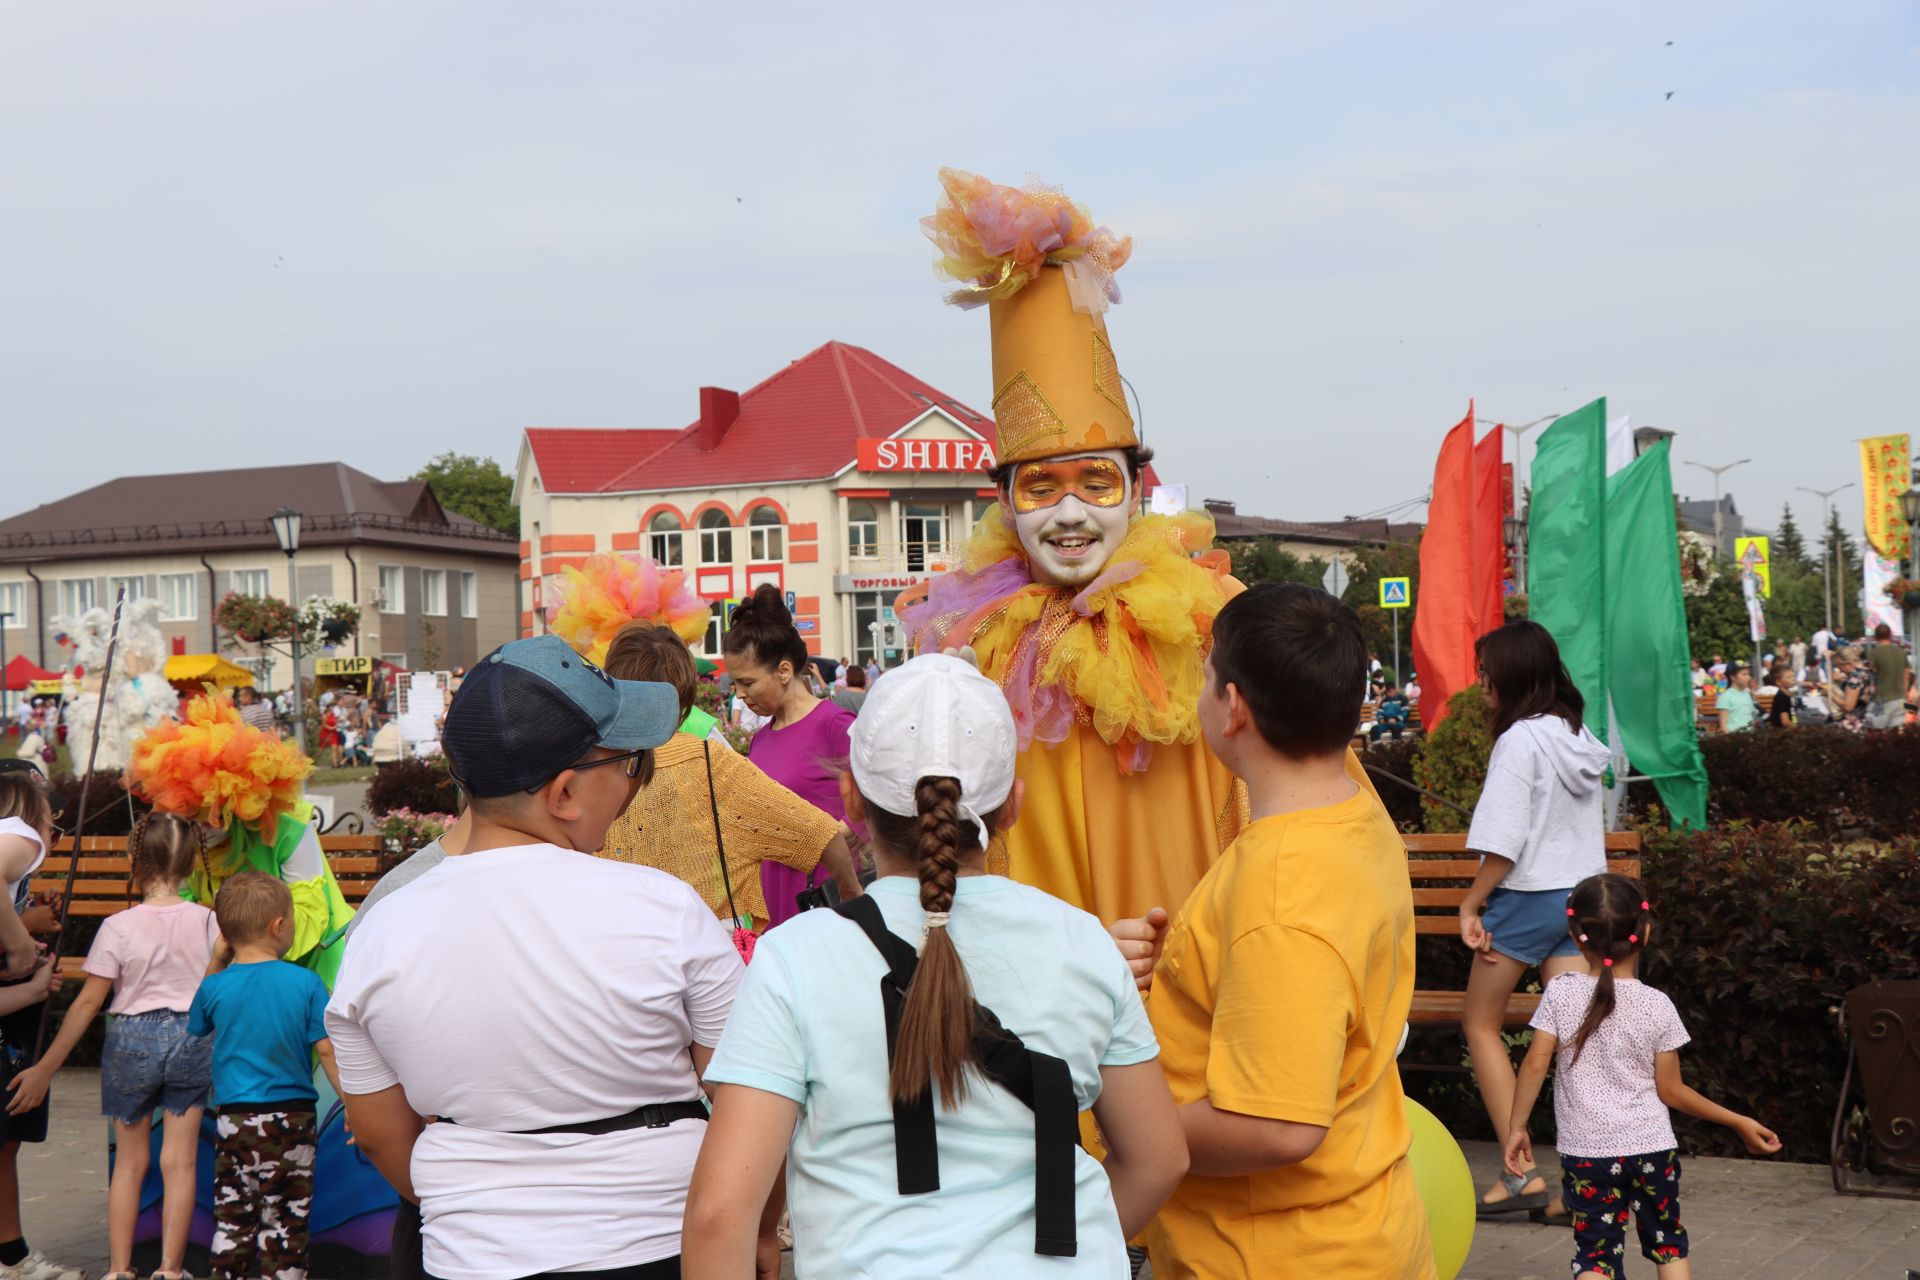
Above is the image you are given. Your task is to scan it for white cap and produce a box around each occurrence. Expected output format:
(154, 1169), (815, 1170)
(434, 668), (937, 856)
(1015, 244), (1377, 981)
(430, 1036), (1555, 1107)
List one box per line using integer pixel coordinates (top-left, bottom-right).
(849, 653), (1017, 851)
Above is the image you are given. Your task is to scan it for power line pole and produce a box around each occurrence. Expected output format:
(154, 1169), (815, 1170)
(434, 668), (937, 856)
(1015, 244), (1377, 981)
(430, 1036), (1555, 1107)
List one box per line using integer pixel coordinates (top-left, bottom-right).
(1682, 458), (1751, 558)
(1796, 482), (1853, 636)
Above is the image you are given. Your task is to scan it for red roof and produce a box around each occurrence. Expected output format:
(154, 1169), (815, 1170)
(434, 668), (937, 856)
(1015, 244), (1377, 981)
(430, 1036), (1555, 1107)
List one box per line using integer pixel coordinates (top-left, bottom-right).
(526, 342), (993, 495)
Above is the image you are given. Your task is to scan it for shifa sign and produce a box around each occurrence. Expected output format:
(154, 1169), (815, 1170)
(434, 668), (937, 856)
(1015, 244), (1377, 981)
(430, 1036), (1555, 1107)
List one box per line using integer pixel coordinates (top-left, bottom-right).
(856, 438), (997, 473)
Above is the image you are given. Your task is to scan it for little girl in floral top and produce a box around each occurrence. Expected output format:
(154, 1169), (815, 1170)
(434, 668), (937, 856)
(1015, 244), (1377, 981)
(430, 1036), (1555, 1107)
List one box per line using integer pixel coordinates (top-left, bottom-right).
(1504, 873), (1781, 1280)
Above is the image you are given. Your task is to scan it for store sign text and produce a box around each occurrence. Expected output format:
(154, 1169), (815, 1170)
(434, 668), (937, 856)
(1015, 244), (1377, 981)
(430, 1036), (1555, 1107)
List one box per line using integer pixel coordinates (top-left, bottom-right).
(856, 439), (997, 473)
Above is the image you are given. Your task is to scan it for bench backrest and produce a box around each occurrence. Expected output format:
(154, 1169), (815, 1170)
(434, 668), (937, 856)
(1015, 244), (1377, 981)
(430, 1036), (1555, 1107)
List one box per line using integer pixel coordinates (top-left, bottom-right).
(34, 835), (385, 917)
(1406, 831), (1643, 936)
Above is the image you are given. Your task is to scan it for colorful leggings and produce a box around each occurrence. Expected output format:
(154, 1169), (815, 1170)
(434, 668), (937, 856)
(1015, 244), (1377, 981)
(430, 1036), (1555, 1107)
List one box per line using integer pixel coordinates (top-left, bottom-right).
(1560, 1150), (1689, 1278)
(212, 1108), (317, 1280)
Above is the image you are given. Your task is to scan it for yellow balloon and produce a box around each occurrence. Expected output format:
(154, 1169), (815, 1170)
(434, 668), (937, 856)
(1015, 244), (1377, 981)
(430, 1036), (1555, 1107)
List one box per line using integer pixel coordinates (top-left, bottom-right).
(1403, 1098), (1476, 1280)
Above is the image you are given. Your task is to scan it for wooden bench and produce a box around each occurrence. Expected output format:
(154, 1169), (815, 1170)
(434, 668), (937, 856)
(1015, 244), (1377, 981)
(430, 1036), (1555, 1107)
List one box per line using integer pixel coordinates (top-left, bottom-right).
(34, 834), (386, 980)
(1696, 686), (1720, 734)
(1407, 831), (1643, 1027)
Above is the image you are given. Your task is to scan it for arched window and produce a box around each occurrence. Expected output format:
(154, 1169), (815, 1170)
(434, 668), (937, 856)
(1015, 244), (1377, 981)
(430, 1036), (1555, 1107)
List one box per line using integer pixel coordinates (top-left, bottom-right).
(747, 505), (784, 561)
(699, 509), (733, 566)
(648, 511), (684, 567)
(847, 500), (878, 560)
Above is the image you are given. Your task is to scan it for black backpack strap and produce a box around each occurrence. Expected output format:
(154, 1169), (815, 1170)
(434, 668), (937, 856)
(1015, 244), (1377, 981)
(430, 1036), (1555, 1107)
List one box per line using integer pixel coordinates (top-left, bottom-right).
(835, 895), (940, 1195)
(833, 894), (1078, 1257)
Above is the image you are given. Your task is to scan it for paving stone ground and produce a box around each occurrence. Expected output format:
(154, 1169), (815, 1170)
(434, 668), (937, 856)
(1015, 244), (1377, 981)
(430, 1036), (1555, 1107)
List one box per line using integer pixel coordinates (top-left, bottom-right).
(15, 1071), (1917, 1278)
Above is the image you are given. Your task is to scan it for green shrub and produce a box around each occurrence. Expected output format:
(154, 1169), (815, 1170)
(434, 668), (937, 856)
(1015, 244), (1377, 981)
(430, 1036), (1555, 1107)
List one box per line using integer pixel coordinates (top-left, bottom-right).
(1360, 737), (1426, 831)
(1411, 687), (1493, 833)
(1686, 724), (1920, 839)
(365, 755), (459, 817)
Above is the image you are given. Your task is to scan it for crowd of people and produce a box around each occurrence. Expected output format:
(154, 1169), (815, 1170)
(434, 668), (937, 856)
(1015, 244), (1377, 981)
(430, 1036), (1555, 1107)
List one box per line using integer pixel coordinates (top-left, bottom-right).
(1692, 623), (1916, 733)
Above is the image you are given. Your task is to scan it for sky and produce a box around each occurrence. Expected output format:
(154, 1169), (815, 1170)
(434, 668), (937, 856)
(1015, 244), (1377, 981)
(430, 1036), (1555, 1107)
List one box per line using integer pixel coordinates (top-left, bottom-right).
(4, 1), (1916, 545)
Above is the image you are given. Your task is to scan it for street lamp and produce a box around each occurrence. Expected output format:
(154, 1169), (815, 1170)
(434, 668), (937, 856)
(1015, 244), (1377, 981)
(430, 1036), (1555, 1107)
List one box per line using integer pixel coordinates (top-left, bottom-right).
(1476, 413), (1558, 525)
(1796, 482), (1854, 635)
(1681, 458), (1751, 559)
(269, 507), (306, 754)
(1502, 509), (1530, 596)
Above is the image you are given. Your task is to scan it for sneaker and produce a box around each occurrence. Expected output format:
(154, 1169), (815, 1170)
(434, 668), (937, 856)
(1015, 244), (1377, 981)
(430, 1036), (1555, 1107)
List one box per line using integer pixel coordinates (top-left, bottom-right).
(0, 1250), (84, 1280)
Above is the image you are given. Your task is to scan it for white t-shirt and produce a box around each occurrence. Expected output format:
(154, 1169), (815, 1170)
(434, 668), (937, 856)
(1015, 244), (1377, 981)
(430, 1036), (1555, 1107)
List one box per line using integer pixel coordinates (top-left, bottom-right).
(0, 816), (48, 909)
(1813, 629), (1834, 655)
(326, 845), (743, 1280)
(1531, 973), (1689, 1157)
(706, 875), (1159, 1279)
(1465, 716), (1610, 892)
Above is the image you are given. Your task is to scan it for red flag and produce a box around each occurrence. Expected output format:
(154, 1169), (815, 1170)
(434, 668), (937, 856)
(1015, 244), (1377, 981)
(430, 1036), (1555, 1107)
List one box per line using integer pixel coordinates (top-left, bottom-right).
(1411, 404), (1504, 730)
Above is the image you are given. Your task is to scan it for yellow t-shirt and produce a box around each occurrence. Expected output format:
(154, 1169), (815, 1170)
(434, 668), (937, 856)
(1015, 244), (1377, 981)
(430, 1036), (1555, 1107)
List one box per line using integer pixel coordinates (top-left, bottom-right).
(1144, 778), (1435, 1280)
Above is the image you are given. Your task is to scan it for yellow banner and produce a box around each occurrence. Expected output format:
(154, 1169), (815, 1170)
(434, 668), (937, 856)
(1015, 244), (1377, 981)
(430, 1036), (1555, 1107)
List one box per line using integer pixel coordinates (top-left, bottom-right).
(1861, 433), (1911, 561)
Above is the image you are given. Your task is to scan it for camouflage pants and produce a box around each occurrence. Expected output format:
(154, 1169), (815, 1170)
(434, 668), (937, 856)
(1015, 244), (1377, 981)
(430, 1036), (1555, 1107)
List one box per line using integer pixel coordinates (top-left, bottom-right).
(212, 1108), (317, 1280)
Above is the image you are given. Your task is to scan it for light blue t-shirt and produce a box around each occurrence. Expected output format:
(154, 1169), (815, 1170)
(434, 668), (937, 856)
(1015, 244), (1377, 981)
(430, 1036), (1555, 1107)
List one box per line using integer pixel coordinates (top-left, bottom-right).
(1720, 687), (1759, 731)
(188, 959), (330, 1106)
(705, 875), (1158, 1278)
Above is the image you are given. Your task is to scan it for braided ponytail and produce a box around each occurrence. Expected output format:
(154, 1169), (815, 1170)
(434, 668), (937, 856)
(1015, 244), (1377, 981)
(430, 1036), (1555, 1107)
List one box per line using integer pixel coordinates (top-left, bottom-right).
(887, 775), (982, 1107)
(1566, 873), (1651, 1064)
(128, 811), (203, 903)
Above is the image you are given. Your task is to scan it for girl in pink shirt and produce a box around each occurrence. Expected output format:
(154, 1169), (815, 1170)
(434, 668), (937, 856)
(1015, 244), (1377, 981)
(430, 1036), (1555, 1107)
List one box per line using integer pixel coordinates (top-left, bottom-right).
(1503, 874), (1781, 1280)
(10, 813), (220, 1280)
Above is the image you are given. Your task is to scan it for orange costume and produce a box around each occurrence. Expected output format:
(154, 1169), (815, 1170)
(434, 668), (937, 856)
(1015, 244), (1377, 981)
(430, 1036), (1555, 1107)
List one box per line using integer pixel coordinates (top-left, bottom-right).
(903, 170), (1247, 924)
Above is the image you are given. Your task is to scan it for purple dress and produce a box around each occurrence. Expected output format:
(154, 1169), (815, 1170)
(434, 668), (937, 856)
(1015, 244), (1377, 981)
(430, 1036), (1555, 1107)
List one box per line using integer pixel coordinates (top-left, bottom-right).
(746, 699), (856, 928)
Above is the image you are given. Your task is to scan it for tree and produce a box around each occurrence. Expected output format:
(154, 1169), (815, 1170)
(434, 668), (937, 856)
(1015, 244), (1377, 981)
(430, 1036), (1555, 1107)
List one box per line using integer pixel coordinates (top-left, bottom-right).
(1684, 569), (1750, 668)
(1219, 539), (1329, 591)
(1340, 538), (1423, 682)
(413, 452), (518, 534)
(1774, 503), (1811, 571)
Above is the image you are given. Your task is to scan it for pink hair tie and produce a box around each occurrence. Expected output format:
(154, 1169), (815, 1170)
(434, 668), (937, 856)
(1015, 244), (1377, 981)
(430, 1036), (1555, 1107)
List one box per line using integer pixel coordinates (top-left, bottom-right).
(1578, 933), (1589, 943)
(1566, 907), (1576, 917)
(1641, 901), (1651, 911)
(1603, 957), (1614, 967)
(1628, 933), (1639, 944)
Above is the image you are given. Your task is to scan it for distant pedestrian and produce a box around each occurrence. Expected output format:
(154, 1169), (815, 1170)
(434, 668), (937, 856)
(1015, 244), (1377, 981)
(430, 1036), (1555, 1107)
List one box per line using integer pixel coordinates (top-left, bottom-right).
(235, 685), (277, 736)
(1717, 665), (1759, 732)
(1865, 624), (1913, 728)
(1828, 647), (1870, 732)
(1766, 667), (1797, 729)
(1788, 636), (1808, 674)
(831, 664), (868, 715)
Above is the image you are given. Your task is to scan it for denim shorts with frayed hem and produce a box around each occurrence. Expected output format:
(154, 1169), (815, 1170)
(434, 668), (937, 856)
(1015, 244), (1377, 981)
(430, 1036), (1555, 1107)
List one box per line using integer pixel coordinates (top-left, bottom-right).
(101, 1009), (211, 1124)
(1482, 885), (1582, 967)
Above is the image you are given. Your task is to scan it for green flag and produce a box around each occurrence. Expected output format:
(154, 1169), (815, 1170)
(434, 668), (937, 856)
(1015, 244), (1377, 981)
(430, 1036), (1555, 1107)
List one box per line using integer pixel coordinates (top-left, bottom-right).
(1527, 398), (1609, 739)
(1605, 440), (1710, 829)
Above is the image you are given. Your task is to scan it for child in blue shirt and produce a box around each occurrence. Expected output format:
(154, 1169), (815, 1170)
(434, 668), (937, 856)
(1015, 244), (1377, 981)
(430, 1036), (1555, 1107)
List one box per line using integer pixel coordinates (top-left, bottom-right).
(188, 872), (339, 1280)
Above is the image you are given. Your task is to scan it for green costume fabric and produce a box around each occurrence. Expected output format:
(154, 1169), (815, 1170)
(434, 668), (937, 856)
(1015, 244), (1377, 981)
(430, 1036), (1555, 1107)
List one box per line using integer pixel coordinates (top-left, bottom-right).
(186, 802), (355, 990)
(679, 706), (719, 741)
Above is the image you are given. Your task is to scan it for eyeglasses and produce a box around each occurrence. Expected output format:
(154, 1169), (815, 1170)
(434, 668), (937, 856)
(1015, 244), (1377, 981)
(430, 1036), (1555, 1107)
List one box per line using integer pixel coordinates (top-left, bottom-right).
(570, 748), (653, 781)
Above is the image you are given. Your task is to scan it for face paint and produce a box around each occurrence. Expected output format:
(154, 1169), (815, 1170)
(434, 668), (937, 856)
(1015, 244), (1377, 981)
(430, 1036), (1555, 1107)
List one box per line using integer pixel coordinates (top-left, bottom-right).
(1007, 449), (1135, 587)
(1009, 458), (1129, 514)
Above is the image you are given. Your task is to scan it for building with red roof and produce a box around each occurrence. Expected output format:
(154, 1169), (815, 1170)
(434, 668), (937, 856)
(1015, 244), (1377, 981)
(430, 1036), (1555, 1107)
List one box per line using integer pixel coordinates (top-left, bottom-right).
(513, 341), (1002, 666)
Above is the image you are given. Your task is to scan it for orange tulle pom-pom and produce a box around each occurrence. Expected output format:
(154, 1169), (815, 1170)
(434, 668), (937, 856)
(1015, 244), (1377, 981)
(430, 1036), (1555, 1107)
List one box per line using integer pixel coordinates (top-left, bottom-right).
(545, 552), (710, 666)
(129, 691), (311, 834)
(921, 167), (1131, 309)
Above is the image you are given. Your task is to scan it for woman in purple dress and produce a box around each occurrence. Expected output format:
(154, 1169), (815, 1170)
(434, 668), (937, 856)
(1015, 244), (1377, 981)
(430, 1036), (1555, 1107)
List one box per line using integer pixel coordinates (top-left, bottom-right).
(723, 585), (860, 928)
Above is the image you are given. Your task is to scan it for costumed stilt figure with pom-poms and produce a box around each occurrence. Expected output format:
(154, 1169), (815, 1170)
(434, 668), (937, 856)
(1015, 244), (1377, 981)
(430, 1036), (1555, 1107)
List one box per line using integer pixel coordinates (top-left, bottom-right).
(128, 691), (355, 987)
(905, 170), (1376, 926)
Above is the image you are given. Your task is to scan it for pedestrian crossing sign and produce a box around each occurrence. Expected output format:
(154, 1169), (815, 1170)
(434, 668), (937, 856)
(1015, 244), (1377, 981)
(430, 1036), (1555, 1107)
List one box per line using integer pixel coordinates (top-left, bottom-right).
(1379, 577), (1411, 609)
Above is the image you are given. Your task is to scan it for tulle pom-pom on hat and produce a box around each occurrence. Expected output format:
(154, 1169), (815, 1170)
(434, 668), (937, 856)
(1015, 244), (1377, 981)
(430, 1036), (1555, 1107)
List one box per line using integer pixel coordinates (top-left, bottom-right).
(921, 168), (1131, 313)
(545, 552), (709, 666)
(129, 691), (311, 834)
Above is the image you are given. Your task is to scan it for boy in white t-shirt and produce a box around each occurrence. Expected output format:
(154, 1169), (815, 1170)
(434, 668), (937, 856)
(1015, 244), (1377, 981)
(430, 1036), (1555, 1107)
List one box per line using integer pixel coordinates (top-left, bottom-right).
(326, 637), (742, 1280)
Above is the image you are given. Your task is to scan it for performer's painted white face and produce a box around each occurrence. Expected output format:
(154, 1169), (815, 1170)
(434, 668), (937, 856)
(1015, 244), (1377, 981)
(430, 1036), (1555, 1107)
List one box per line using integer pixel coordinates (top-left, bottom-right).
(1005, 449), (1136, 588)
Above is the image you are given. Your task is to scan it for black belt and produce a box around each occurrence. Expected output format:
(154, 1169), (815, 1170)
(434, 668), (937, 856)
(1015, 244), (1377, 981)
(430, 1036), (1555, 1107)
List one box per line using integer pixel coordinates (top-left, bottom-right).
(439, 1099), (707, 1137)
(834, 894), (1079, 1258)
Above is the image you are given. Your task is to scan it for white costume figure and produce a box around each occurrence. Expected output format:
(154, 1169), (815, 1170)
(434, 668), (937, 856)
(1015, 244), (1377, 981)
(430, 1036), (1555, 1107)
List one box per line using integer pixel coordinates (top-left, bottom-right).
(54, 600), (179, 772)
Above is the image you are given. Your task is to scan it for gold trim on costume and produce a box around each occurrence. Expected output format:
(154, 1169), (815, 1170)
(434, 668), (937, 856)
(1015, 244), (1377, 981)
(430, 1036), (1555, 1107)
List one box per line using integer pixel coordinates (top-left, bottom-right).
(992, 370), (1069, 462)
(1092, 331), (1130, 420)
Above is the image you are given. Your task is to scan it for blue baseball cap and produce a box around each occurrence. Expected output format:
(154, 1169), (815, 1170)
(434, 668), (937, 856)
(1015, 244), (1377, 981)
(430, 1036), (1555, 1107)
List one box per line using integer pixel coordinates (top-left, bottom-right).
(443, 635), (680, 797)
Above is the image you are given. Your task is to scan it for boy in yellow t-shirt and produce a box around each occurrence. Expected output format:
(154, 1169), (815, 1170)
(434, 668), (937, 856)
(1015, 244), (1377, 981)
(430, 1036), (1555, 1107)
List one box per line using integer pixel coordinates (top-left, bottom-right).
(1112, 583), (1435, 1278)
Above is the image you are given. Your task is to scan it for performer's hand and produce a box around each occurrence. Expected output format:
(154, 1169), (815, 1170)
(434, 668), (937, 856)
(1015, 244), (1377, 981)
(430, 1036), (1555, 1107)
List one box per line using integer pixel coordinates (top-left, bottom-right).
(6, 1062), (52, 1116)
(1110, 907), (1170, 992)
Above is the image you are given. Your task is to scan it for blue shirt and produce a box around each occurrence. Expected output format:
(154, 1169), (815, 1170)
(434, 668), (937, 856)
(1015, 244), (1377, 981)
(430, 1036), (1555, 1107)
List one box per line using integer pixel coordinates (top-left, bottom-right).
(188, 959), (330, 1106)
(706, 875), (1158, 1278)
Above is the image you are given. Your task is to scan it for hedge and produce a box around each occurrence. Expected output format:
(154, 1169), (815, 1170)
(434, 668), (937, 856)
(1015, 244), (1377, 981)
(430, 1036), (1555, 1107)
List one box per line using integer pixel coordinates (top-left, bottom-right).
(1404, 822), (1920, 1162)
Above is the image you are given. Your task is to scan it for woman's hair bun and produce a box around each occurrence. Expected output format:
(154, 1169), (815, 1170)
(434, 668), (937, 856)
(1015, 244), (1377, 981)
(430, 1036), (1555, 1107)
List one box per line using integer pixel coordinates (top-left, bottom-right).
(745, 582), (792, 626)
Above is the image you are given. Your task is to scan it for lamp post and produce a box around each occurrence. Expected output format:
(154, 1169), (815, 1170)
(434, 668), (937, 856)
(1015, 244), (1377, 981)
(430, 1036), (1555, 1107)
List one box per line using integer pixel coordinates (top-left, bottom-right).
(268, 507), (306, 754)
(0, 612), (12, 723)
(1902, 481), (1920, 682)
(1476, 414), (1557, 529)
(1503, 507), (1530, 599)
(1795, 482), (1854, 636)
(1681, 458), (1750, 559)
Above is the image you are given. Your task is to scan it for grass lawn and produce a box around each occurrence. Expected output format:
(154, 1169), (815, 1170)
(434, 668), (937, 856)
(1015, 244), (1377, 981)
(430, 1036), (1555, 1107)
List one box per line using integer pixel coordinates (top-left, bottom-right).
(0, 738), (71, 774)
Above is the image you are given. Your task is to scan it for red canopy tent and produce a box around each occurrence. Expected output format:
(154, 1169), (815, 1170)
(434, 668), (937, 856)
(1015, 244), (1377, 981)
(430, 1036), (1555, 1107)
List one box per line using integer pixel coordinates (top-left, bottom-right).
(2, 655), (58, 692)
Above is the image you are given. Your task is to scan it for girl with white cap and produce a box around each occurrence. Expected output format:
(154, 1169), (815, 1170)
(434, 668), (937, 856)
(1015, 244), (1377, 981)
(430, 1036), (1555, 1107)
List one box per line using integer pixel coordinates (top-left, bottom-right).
(684, 653), (1187, 1279)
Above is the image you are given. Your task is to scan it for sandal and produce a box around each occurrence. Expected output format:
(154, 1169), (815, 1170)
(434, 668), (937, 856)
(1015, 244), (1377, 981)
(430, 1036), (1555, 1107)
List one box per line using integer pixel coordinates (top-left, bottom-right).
(1476, 1169), (1551, 1218)
(1529, 1202), (1572, 1226)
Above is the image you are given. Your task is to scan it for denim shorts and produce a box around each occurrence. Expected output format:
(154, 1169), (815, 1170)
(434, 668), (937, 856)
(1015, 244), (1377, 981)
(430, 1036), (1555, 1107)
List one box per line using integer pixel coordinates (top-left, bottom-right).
(101, 1010), (212, 1124)
(1481, 886), (1582, 967)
